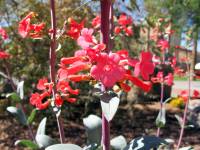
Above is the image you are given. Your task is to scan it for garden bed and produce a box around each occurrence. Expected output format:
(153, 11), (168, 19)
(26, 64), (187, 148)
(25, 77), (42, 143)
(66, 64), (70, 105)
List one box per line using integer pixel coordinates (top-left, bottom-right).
(1, 102), (200, 150)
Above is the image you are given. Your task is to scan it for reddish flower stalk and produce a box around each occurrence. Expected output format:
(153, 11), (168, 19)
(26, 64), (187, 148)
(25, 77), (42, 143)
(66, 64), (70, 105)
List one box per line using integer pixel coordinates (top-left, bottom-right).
(100, 0), (112, 150)
(177, 64), (191, 149)
(156, 38), (167, 137)
(49, 0), (65, 143)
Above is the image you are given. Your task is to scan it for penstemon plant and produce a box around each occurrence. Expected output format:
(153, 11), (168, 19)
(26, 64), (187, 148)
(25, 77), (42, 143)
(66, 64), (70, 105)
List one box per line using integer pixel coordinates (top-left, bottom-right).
(4, 0), (197, 150)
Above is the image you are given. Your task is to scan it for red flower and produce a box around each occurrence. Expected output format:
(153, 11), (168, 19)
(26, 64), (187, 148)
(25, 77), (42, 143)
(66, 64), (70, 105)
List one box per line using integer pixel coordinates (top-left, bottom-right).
(0, 27), (8, 40)
(55, 94), (63, 107)
(0, 51), (10, 59)
(118, 14), (132, 26)
(164, 73), (174, 86)
(58, 61), (90, 80)
(68, 74), (91, 82)
(18, 12), (45, 39)
(29, 23), (45, 39)
(124, 26), (133, 36)
(152, 72), (174, 86)
(61, 56), (83, 65)
(57, 80), (79, 95)
(193, 90), (200, 98)
(90, 53), (126, 87)
(119, 82), (131, 92)
(114, 26), (121, 34)
(67, 18), (84, 39)
(124, 74), (152, 92)
(30, 92), (50, 110)
(134, 51), (155, 80)
(114, 14), (133, 36)
(179, 90), (188, 102)
(116, 49), (137, 67)
(92, 16), (101, 28)
(37, 78), (48, 90)
(77, 28), (97, 49)
(157, 39), (169, 51)
(66, 98), (77, 103)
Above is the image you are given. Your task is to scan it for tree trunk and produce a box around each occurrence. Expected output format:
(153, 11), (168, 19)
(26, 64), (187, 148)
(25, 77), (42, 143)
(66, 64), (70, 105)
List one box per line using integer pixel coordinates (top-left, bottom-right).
(191, 30), (198, 80)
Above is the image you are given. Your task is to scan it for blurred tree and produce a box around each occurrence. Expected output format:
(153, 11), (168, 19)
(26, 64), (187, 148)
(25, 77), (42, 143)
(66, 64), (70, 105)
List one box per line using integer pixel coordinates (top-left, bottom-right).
(144, 0), (200, 79)
(0, 0), (94, 95)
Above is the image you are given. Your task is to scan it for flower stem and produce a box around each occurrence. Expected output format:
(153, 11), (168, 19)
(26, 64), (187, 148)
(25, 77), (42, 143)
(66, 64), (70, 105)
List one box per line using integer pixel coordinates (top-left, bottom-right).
(176, 64), (191, 149)
(100, 1), (112, 149)
(156, 82), (164, 137)
(49, 0), (65, 143)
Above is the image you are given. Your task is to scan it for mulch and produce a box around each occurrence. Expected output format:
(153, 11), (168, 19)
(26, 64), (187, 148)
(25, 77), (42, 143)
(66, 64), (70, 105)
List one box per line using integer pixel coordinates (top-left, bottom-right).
(0, 102), (200, 150)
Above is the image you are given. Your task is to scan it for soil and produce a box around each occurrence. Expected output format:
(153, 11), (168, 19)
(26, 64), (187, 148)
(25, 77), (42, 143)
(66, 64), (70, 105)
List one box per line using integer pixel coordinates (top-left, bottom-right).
(0, 102), (200, 150)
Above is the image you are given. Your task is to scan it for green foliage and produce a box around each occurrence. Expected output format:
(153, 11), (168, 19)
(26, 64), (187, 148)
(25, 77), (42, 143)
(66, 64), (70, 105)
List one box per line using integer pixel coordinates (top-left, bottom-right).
(7, 106), (27, 125)
(27, 108), (37, 124)
(15, 140), (39, 150)
(6, 92), (21, 102)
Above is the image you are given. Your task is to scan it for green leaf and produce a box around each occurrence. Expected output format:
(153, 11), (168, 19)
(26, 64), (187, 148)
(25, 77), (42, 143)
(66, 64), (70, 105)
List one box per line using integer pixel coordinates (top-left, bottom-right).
(156, 107), (166, 128)
(36, 117), (47, 136)
(100, 92), (120, 122)
(17, 81), (24, 99)
(124, 136), (168, 150)
(6, 93), (21, 102)
(45, 144), (82, 150)
(27, 109), (37, 124)
(15, 140), (39, 150)
(36, 134), (57, 148)
(7, 106), (27, 125)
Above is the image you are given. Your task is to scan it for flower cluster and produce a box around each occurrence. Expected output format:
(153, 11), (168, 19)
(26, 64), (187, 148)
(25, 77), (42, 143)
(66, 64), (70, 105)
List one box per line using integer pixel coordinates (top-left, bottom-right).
(114, 14), (133, 36)
(18, 12), (45, 39)
(66, 18), (84, 39)
(0, 27), (8, 40)
(151, 72), (174, 86)
(26, 14), (155, 110)
(30, 78), (79, 110)
(0, 27), (10, 59)
(58, 26), (154, 92)
(0, 50), (10, 59)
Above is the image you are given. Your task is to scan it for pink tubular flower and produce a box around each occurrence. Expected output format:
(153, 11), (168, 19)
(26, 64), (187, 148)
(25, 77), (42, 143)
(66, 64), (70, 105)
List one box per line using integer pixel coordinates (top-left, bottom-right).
(77, 28), (97, 49)
(164, 73), (174, 86)
(157, 39), (169, 51)
(68, 74), (91, 82)
(92, 16), (101, 28)
(0, 51), (10, 59)
(58, 61), (90, 80)
(116, 49), (137, 67)
(37, 78), (48, 90)
(134, 51), (155, 80)
(124, 74), (152, 92)
(90, 53), (126, 87)
(151, 72), (174, 86)
(0, 27), (8, 40)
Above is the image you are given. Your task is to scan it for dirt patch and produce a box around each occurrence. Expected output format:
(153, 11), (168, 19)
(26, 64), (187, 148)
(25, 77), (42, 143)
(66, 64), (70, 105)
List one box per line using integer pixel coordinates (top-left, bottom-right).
(0, 102), (200, 149)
